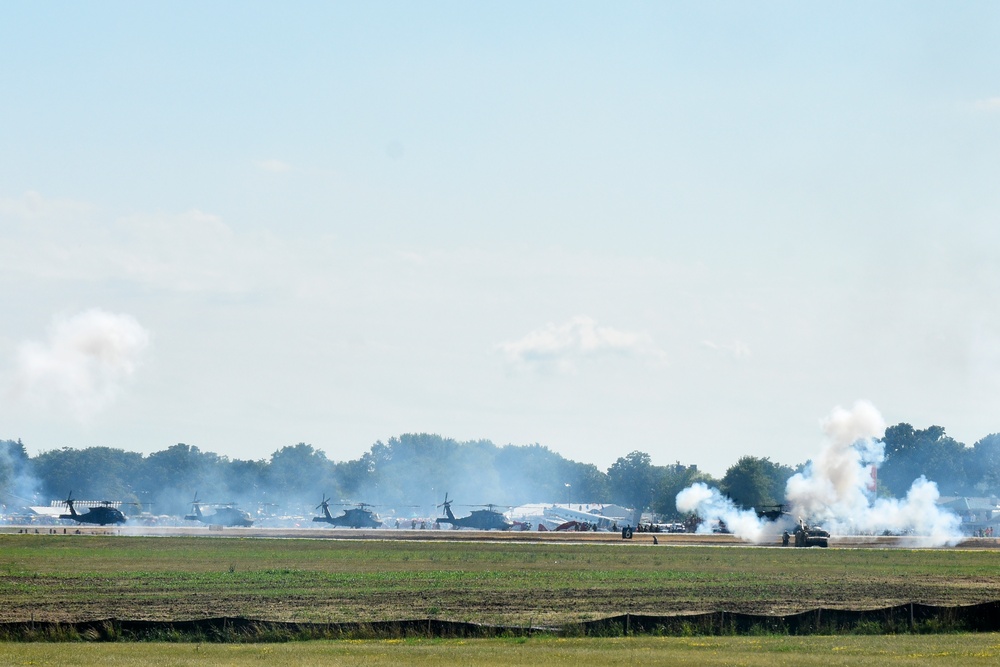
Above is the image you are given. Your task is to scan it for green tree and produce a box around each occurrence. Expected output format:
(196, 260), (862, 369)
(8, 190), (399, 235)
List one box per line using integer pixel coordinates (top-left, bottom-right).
(267, 443), (333, 503)
(33, 446), (143, 502)
(969, 433), (1000, 495)
(720, 456), (792, 510)
(139, 444), (219, 494)
(572, 462), (610, 503)
(332, 452), (377, 499)
(651, 463), (715, 520)
(607, 451), (655, 521)
(881, 424), (969, 497)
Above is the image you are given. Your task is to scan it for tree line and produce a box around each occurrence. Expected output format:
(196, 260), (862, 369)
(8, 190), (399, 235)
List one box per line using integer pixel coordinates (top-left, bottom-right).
(1, 424), (998, 519)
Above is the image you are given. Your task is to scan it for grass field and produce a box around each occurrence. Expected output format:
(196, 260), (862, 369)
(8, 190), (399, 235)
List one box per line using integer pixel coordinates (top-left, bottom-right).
(2, 533), (999, 627)
(2, 635), (1000, 666)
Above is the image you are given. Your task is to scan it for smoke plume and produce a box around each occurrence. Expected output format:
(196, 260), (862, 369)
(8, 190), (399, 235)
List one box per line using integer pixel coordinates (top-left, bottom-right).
(677, 401), (962, 546)
(676, 482), (767, 541)
(785, 401), (961, 546)
(12, 309), (150, 420)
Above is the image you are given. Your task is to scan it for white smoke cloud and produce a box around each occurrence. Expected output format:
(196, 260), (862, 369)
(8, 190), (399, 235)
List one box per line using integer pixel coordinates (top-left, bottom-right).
(11, 309), (150, 420)
(784, 400), (886, 523)
(0, 442), (41, 508)
(676, 482), (767, 542)
(786, 401), (961, 546)
(677, 400), (962, 546)
(498, 316), (666, 373)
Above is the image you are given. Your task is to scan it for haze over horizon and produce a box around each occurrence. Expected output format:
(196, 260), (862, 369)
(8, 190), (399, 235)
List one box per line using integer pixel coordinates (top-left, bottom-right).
(2, 3), (999, 478)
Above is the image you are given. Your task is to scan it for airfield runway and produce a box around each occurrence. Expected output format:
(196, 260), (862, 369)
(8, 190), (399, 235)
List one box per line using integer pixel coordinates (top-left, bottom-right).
(3, 524), (997, 549)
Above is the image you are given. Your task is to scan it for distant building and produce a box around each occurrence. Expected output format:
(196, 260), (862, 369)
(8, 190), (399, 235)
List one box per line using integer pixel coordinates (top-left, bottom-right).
(938, 496), (1000, 534)
(508, 502), (631, 530)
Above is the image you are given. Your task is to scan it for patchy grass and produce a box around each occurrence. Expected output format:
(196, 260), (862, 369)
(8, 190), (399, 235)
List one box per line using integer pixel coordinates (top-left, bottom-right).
(1, 534), (999, 627)
(1, 635), (1000, 666)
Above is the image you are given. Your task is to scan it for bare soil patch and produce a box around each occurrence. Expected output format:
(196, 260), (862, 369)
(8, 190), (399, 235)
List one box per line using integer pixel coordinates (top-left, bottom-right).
(1, 531), (997, 626)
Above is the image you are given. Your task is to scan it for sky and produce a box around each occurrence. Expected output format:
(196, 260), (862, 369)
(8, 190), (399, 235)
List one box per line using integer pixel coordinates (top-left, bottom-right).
(1, 2), (999, 476)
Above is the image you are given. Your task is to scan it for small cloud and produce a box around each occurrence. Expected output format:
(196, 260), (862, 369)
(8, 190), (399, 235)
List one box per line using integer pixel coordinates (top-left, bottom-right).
(11, 309), (150, 421)
(974, 97), (1000, 112)
(498, 316), (666, 373)
(254, 159), (292, 173)
(0, 190), (94, 219)
(394, 250), (426, 264)
(702, 339), (751, 360)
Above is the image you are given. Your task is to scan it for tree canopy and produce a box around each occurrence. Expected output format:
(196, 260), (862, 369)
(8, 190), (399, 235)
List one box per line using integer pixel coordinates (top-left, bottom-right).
(720, 456), (794, 510)
(3, 420), (998, 520)
(880, 424), (969, 497)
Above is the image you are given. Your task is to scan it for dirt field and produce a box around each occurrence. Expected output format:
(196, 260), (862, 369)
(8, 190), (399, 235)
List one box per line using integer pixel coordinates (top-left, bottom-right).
(2, 528), (998, 627)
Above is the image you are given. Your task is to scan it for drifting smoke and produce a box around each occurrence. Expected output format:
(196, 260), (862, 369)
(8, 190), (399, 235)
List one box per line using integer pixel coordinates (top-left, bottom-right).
(11, 309), (150, 420)
(784, 401), (887, 523)
(676, 482), (767, 542)
(677, 401), (963, 547)
(0, 440), (40, 511)
(786, 401), (961, 547)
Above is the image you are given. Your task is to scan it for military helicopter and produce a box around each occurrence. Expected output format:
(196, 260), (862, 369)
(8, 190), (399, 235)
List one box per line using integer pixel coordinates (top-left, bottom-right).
(312, 495), (382, 528)
(183, 493), (254, 527)
(755, 504), (789, 522)
(435, 493), (512, 530)
(57, 491), (128, 526)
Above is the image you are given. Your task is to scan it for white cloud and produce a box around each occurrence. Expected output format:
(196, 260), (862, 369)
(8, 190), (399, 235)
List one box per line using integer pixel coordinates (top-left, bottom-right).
(0, 201), (311, 295)
(394, 249), (427, 265)
(0, 190), (94, 220)
(108, 209), (248, 292)
(10, 309), (150, 421)
(702, 339), (751, 359)
(498, 316), (666, 373)
(974, 97), (1000, 112)
(254, 159), (292, 173)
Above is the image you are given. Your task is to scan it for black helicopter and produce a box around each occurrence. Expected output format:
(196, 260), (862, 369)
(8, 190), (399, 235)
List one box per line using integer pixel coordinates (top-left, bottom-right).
(312, 496), (382, 529)
(755, 504), (789, 522)
(58, 491), (128, 526)
(183, 494), (254, 527)
(435, 493), (512, 530)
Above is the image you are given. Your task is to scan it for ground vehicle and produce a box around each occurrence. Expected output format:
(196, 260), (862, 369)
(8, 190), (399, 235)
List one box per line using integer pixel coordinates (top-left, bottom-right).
(312, 496), (381, 528)
(57, 492), (127, 526)
(787, 520), (830, 547)
(435, 493), (511, 530)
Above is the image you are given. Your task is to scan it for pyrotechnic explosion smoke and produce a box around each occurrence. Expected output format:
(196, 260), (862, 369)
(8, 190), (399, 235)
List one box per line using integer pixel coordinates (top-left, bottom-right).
(784, 401), (886, 523)
(786, 401), (961, 547)
(0, 442), (40, 510)
(12, 309), (150, 420)
(675, 482), (767, 541)
(676, 401), (962, 546)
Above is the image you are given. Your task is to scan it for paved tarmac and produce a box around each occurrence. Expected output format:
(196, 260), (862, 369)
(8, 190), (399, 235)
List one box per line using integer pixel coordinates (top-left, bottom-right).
(2, 523), (997, 548)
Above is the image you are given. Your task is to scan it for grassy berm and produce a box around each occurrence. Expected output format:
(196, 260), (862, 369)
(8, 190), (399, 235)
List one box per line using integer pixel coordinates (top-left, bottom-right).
(1, 534), (998, 627)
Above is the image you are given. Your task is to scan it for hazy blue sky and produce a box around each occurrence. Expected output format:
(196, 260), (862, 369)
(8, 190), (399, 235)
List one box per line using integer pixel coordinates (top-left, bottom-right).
(2, 3), (998, 475)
